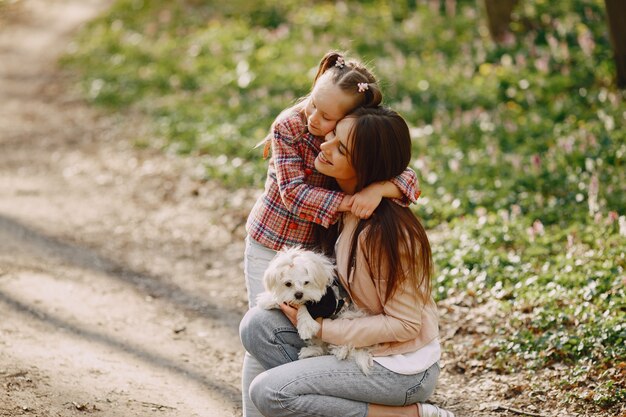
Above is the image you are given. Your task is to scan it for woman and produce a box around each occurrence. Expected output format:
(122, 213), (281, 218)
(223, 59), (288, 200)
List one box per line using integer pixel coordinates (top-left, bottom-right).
(240, 52), (419, 417)
(239, 107), (454, 417)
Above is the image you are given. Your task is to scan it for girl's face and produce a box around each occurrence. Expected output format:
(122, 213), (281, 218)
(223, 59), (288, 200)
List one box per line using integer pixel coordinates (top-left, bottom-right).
(315, 117), (357, 193)
(304, 73), (357, 137)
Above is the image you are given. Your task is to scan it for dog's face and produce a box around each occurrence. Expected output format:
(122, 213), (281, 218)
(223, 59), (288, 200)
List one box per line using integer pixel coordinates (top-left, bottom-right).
(263, 247), (335, 306)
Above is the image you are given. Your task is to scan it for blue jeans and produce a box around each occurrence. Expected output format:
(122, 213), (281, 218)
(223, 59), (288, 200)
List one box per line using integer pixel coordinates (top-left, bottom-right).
(239, 307), (440, 417)
(242, 237), (278, 417)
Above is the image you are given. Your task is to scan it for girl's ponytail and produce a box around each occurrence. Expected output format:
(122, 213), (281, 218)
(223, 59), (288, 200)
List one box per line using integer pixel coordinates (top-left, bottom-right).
(313, 50), (383, 110)
(359, 81), (383, 108)
(313, 51), (346, 86)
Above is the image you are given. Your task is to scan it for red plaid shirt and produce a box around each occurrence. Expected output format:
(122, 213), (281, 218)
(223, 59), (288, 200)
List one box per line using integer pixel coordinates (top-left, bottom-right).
(246, 110), (421, 251)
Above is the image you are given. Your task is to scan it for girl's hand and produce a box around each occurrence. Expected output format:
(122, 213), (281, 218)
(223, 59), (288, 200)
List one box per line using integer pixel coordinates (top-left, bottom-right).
(279, 302), (299, 327)
(338, 194), (354, 212)
(351, 181), (404, 218)
(351, 187), (382, 219)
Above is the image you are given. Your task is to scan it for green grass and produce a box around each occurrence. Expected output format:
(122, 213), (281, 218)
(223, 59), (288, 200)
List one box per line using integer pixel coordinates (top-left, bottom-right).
(63, 0), (625, 411)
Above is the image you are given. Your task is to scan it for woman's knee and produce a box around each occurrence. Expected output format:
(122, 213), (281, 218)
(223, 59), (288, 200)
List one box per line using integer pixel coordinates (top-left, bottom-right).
(249, 372), (275, 417)
(249, 371), (291, 417)
(239, 307), (263, 353)
(239, 307), (284, 353)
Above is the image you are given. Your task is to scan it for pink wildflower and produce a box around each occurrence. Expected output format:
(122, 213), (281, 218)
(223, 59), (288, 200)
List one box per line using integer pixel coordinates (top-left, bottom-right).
(531, 154), (541, 171)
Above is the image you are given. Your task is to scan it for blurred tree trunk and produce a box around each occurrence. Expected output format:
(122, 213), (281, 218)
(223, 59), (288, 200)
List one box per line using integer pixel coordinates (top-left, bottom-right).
(428, 0), (456, 16)
(484, 0), (518, 43)
(605, 0), (626, 88)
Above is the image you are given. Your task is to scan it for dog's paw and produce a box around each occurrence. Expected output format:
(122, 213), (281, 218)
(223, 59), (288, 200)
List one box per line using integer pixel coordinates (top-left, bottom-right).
(329, 344), (351, 360)
(353, 350), (373, 375)
(297, 319), (321, 340)
(256, 292), (279, 310)
(299, 345), (326, 359)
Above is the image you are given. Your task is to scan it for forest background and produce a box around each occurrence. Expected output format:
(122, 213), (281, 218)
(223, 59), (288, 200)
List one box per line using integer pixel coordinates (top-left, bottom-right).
(17, 0), (626, 414)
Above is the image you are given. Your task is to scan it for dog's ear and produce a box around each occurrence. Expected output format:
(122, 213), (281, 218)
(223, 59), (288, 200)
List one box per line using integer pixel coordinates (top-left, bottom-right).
(263, 266), (280, 293)
(305, 253), (336, 287)
(264, 249), (295, 293)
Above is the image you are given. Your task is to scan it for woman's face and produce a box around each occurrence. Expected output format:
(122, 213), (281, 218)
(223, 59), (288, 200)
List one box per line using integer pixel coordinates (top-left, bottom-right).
(315, 117), (357, 191)
(304, 73), (356, 137)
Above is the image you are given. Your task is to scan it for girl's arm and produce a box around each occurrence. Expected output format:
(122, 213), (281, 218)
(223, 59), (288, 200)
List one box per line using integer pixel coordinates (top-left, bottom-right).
(389, 167), (421, 206)
(349, 168), (421, 218)
(272, 118), (348, 227)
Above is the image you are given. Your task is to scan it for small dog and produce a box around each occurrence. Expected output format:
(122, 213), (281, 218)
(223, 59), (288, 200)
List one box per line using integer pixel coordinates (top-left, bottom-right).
(256, 246), (339, 340)
(256, 246), (376, 375)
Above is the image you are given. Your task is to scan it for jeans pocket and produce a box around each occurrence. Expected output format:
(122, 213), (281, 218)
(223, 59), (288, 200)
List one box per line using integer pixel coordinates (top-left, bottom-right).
(273, 326), (307, 362)
(404, 363), (441, 405)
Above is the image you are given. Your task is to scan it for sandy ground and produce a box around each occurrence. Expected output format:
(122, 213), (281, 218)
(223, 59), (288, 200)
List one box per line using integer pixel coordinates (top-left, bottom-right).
(1, 1), (250, 415)
(0, 1), (618, 417)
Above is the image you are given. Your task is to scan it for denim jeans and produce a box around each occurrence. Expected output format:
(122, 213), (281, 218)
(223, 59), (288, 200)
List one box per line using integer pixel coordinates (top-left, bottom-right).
(239, 307), (440, 417)
(241, 237), (278, 417)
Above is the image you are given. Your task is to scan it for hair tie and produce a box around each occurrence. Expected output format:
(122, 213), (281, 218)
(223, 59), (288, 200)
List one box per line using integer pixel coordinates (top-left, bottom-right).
(335, 56), (345, 69)
(357, 82), (369, 93)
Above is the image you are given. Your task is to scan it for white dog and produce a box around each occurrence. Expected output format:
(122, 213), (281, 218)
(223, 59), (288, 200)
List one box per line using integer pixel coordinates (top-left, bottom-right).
(256, 246), (337, 340)
(256, 246), (376, 375)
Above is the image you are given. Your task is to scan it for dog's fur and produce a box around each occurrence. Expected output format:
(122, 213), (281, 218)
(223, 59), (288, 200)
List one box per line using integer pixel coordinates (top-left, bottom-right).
(256, 247), (336, 340)
(256, 246), (376, 374)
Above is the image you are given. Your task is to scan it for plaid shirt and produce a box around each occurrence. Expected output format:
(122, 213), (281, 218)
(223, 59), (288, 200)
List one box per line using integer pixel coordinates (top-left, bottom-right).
(246, 110), (421, 251)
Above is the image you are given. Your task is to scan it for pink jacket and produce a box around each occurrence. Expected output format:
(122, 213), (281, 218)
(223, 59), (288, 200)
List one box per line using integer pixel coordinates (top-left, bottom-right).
(320, 213), (439, 356)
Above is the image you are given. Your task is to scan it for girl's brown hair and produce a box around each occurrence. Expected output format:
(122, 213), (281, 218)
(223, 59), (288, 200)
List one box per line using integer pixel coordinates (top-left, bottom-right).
(344, 107), (432, 303)
(311, 51), (382, 109)
(260, 51), (382, 156)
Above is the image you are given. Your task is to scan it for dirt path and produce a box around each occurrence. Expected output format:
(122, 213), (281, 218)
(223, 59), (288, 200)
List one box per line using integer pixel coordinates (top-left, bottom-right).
(0, 1), (255, 415)
(0, 1), (600, 417)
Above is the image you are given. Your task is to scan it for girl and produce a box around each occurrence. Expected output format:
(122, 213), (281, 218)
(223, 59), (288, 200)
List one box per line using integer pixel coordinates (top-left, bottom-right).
(242, 52), (421, 417)
(240, 107), (455, 417)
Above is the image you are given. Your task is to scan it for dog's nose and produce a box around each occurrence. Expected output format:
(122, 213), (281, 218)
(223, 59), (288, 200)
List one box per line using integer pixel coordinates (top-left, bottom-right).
(294, 292), (303, 300)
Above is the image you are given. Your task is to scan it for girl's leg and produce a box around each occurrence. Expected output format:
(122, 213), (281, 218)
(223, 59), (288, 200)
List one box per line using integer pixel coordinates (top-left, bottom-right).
(243, 236), (276, 309)
(241, 354), (266, 417)
(241, 237), (277, 417)
(249, 355), (440, 417)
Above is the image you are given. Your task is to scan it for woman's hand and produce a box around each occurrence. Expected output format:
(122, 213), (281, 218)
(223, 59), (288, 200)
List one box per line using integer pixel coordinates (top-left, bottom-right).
(279, 303), (323, 338)
(279, 302), (299, 326)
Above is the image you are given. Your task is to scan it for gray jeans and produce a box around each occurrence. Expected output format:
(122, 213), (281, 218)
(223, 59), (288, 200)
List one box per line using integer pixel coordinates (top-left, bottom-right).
(239, 307), (440, 417)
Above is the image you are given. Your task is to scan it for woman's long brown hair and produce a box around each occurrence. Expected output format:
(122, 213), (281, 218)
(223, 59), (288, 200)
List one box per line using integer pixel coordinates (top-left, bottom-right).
(342, 107), (432, 303)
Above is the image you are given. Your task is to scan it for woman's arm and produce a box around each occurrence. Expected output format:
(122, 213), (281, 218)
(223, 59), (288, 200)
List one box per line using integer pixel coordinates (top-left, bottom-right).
(319, 232), (425, 348)
(320, 282), (423, 348)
